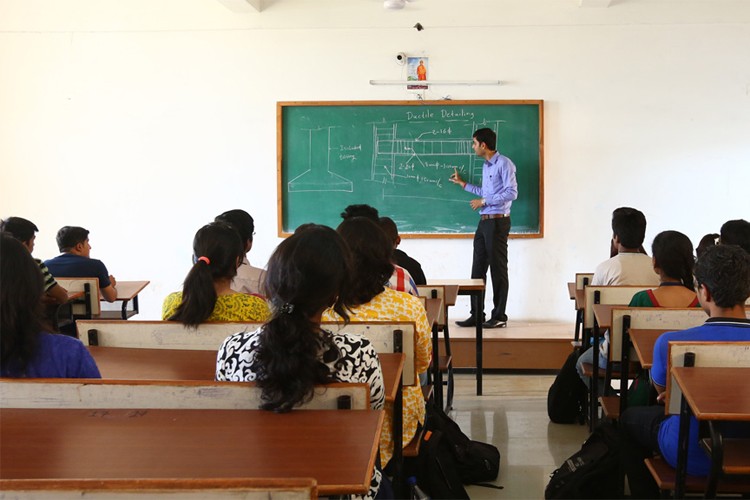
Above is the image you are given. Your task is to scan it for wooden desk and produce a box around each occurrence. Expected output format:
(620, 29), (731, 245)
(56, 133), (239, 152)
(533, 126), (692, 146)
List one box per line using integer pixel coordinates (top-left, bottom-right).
(593, 303), (616, 330)
(568, 282), (576, 301)
(630, 328), (669, 369)
(379, 352), (405, 404)
(89, 346), (217, 381)
(428, 278), (486, 395)
(100, 280), (150, 320)
(424, 298), (442, 328)
(0, 407), (383, 497)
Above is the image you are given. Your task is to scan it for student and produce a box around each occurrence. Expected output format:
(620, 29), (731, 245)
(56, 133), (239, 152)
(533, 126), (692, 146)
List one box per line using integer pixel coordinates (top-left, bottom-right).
(162, 222), (270, 326)
(215, 209), (266, 296)
(0, 234), (101, 378)
(576, 207), (659, 387)
(695, 232), (719, 258)
(720, 218), (750, 254)
(341, 205), (419, 296)
(216, 225), (386, 499)
(379, 216), (427, 285)
(628, 230), (699, 307)
(0, 216), (68, 304)
(44, 226), (118, 302)
(619, 244), (750, 498)
(324, 216), (431, 469)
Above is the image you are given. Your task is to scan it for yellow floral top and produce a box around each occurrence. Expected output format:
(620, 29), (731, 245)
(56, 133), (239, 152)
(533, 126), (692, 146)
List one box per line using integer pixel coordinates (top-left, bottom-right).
(162, 292), (270, 322)
(323, 287), (431, 466)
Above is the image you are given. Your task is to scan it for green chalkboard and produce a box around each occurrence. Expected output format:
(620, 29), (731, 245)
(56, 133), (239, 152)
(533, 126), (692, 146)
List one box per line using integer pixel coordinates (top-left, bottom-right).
(277, 100), (544, 238)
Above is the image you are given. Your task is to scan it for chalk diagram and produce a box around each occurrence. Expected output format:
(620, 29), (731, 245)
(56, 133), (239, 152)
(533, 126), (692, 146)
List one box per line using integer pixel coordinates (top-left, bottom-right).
(287, 119), (506, 203)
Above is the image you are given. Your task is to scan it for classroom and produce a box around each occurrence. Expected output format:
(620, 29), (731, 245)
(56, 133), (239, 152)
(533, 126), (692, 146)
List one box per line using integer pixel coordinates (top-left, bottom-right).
(1, 0), (749, 498)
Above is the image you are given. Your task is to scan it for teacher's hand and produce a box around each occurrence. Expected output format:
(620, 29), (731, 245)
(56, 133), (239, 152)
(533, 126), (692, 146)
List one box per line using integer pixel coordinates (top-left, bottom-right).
(470, 198), (484, 210)
(449, 167), (466, 188)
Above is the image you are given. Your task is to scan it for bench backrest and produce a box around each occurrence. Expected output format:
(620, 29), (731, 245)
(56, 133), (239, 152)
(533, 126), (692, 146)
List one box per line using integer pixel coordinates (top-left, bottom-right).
(608, 307), (707, 361)
(666, 341), (750, 414)
(417, 285), (447, 326)
(575, 273), (594, 291)
(0, 477), (317, 499)
(55, 277), (101, 316)
(0, 379), (369, 411)
(583, 285), (653, 330)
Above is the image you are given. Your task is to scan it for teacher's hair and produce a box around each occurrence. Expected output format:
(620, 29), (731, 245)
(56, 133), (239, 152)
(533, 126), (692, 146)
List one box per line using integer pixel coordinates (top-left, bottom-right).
(694, 244), (750, 308)
(169, 222), (243, 328)
(336, 217), (393, 306)
(651, 230), (695, 290)
(473, 128), (497, 150)
(253, 225), (352, 412)
(0, 234), (44, 374)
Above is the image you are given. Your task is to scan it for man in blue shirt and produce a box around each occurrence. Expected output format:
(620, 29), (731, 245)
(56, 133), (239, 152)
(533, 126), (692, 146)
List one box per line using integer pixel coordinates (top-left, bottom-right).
(619, 244), (750, 498)
(44, 226), (118, 302)
(449, 128), (518, 328)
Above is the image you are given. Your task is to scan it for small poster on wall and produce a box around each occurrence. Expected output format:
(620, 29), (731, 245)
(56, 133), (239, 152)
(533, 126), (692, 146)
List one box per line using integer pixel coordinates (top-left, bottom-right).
(407, 56), (429, 91)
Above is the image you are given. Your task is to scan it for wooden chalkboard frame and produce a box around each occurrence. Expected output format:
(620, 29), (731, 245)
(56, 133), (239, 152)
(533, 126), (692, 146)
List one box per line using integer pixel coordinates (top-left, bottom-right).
(277, 100), (544, 239)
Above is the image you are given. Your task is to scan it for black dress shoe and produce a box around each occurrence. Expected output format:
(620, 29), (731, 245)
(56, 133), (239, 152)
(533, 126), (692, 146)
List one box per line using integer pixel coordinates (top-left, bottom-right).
(455, 316), (479, 327)
(482, 319), (507, 329)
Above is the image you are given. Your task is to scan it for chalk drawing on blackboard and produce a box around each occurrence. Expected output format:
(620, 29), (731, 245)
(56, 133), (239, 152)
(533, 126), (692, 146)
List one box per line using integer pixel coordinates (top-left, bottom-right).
(288, 127), (354, 193)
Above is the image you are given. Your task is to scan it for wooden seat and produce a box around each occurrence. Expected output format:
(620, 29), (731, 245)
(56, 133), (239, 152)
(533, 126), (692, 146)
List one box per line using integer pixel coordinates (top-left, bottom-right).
(645, 456), (750, 495)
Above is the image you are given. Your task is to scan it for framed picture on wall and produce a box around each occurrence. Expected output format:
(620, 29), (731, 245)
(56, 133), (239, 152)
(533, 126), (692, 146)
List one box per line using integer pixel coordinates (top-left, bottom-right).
(407, 56), (428, 91)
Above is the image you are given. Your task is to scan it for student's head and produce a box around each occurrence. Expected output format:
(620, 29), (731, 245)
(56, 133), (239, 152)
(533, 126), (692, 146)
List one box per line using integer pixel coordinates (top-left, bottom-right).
(1, 234), (44, 373)
(56, 226), (91, 256)
(720, 219), (750, 254)
(0, 217), (38, 252)
(168, 222), (244, 328)
(253, 225), (352, 412)
(472, 128), (497, 151)
(696, 233), (719, 259)
(611, 207), (647, 250)
(378, 216), (400, 248)
(215, 209), (255, 253)
(693, 244), (750, 310)
(651, 231), (695, 290)
(340, 204), (379, 222)
(336, 217), (393, 306)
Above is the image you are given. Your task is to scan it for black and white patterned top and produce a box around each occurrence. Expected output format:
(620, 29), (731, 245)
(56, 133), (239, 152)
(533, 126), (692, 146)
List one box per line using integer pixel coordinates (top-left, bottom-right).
(215, 327), (386, 500)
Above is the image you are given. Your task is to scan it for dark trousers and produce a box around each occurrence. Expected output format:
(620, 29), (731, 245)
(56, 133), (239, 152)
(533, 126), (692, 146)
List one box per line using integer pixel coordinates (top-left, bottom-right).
(470, 217), (511, 322)
(619, 405), (667, 499)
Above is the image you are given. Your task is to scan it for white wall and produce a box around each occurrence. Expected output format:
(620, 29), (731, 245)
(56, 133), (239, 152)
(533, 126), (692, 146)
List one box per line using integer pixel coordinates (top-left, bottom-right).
(2, 0), (748, 322)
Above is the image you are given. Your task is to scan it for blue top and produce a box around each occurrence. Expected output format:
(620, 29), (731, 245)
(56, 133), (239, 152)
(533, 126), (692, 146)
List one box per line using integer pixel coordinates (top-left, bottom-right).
(651, 317), (750, 476)
(464, 152), (518, 216)
(1, 332), (101, 378)
(44, 253), (111, 288)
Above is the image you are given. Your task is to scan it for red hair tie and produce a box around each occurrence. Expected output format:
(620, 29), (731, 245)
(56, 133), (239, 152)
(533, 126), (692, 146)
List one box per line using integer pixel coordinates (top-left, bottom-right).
(197, 256), (211, 265)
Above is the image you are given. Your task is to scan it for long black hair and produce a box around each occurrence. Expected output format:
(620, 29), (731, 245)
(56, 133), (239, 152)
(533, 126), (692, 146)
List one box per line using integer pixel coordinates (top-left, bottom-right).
(252, 225), (352, 412)
(1, 234), (45, 375)
(169, 222), (244, 327)
(651, 230), (695, 291)
(336, 217), (394, 306)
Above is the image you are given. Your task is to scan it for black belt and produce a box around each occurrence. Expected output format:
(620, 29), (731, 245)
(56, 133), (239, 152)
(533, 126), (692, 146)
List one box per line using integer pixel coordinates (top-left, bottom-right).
(480, 214), (509, 220)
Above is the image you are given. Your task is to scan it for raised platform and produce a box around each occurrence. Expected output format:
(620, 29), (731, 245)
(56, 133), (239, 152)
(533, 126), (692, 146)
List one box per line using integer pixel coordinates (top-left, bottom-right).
(440, 321), (574, 371)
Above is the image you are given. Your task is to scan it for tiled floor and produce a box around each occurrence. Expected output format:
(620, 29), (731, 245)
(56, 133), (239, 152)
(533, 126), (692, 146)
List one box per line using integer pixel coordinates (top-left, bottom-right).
(446, 373), (590, 499)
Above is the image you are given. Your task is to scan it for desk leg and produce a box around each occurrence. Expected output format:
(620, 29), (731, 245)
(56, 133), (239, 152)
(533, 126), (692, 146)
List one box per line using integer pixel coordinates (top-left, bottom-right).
(392, 382), (405, 498)
(120, 299), (130, 320)
(432, 322), (442, 410)
(473, 291), (483, 396)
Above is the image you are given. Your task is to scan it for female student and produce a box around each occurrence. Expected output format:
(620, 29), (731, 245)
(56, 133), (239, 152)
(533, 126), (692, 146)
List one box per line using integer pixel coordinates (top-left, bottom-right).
(323, 216), (431, 469)
(0, 234), (100, 378)
(628, 230), (699, 308)
(215, 224), (385, 499)
(162, 222), (270, 326)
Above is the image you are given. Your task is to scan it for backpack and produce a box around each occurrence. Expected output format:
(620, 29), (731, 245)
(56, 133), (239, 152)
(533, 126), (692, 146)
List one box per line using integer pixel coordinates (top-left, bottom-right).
(544, 422), (621, 499)
(416, 406), (501, 499)
(547, 349), (587, 424)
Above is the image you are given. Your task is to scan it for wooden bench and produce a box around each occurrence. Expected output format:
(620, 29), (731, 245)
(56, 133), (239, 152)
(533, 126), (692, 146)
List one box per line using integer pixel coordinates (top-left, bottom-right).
(0, 379), (370, 410)
(644, 341), (750, 498)
(418, 284), (454, 411)
(571, 273), (593, 345)
(55, 277), (101, 324)
(0, 477), (319, 499)
(599, 307), (707, 421)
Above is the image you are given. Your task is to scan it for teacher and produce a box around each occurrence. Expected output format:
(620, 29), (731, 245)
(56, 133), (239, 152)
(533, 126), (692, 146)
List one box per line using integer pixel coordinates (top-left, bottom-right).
(449, 128), (518, 329)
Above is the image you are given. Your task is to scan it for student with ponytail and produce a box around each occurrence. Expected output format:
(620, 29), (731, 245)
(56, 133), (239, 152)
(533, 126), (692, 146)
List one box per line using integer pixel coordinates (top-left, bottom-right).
(162, 222), (270, 326)
(215, 225), (386, 499)
(628, 230), (699, 307)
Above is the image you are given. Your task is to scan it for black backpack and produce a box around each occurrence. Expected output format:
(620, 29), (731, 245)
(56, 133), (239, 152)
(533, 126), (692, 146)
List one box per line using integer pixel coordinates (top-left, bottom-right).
(547, 349), (587, 424)
(544, 422), (621, 499)
(416, 406), (501, 499)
